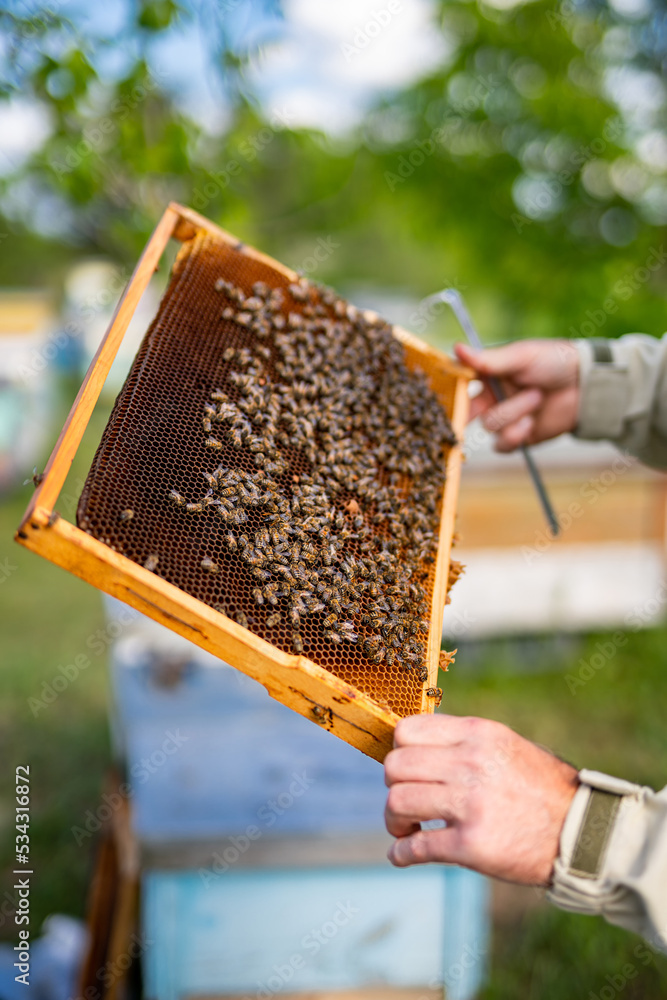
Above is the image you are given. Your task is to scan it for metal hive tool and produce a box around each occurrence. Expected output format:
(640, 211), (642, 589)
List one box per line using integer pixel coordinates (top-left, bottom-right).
(15, 203), (470, 762)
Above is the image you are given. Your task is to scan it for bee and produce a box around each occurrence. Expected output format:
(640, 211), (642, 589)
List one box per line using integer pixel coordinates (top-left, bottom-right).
(24, 467), (43, 488)
(253, 319), (272, 338)
(203, 417), (212, 433)
(225, 533), (237, 551)
(205, 437), (223, 451)
(252, 587), (264, 605)
(168, 490), (186, 507)
(232, 508), (248, 524)
(144, 554), (159, 572)
(371, 647), (386, 664)
(235, 311), (253, 326)
(223, 347), (236, 361)
(269, 526), (286, 546)
(426, 687), (443, 707)
(243, 296), (263, 312)
(218, 404), (238, 421)
(237, 534), (249, 549)
(219, 485), (237, 498)
(291, 632), (303, 654)
(266, 612), (281, 627)
(252, 568), (271, 581)
(211, 390), (228, 403)
(289, 282), (309, 302)
(186, 502), (203, 513)
(228, 427), (244, 449)
(322, 612), (337, 628)
(222, 306), (235, 320)
(119, 509), (134, 523)
(324, 629), (343, 643)
(202, 472), (218, 489)
(252, 280), (269, 297)
(235, 611), (249, 628)
(385, 649), (396, 667)
(201, 557), (219, 574)
(255, 528), (269, 549)
(288, 606), (300, 625)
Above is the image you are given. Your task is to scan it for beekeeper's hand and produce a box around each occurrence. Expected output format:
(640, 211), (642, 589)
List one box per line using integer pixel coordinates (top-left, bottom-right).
(455, 340), (579, 453)
(384, 714), (578, 885)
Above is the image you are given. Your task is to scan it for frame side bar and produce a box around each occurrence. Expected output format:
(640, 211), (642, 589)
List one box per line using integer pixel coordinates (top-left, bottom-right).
(421, 372), (469, 712)
(21, 205), (180, 523)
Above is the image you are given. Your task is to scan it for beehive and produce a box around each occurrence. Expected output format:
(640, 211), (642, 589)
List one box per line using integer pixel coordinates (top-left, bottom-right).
(15, 203), (470, 762)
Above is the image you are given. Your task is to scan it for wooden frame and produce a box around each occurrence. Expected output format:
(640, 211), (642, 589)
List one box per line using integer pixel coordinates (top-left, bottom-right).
(15, 203), (470, 763)
(77, 772), (140, 1000)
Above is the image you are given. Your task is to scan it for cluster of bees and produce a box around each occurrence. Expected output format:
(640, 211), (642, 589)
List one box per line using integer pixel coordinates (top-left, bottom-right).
(167, 273), (455, 678)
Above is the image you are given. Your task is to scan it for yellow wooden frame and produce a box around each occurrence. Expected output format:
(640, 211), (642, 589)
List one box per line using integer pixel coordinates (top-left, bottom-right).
(15, 203), (470, 762)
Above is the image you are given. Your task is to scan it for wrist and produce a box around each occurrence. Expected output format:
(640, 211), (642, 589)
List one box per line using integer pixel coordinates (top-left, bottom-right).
(547, 769), (643, 905)
(539, 763), (579, 885)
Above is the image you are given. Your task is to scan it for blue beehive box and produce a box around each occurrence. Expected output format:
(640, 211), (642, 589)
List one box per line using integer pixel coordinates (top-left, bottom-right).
(107, 601), (490, 1000)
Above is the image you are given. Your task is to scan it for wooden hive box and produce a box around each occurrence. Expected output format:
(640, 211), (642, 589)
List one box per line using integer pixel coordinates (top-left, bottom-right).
(15, 203), (470, 762)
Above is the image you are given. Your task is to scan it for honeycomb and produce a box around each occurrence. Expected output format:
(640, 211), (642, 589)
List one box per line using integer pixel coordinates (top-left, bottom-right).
(77, 231), (455, 715)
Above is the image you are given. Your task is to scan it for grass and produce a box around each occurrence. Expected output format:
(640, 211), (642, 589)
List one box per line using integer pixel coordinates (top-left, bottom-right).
(1, 382), (667, 994)
(0, 392), (112, 938)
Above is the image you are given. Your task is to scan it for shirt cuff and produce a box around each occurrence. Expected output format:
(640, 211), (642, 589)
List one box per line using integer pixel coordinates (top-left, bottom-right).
(547, 769), (660, 938)
(574, 340), (631, 440)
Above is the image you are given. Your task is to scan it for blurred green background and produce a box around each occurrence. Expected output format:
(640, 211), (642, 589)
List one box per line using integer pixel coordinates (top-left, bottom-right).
(2, 0), (667, 995)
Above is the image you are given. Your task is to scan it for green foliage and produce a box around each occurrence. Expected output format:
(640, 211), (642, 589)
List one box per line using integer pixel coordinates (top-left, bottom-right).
(2, 0), (666, 344)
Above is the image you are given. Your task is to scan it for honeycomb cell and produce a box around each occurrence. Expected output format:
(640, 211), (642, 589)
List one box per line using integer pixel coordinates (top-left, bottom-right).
(77, 231), (455, 716)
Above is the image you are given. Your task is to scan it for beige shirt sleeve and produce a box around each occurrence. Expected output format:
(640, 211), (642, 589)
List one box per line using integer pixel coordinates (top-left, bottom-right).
(552, 337), (667, 943)
(575, 335), (667, 470)
(548, 770), (667, 951)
